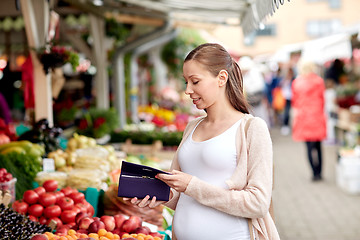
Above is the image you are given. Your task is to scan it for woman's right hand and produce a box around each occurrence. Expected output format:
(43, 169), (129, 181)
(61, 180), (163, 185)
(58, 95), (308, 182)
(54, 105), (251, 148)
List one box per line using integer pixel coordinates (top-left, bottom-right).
(124, 195), (165, 208)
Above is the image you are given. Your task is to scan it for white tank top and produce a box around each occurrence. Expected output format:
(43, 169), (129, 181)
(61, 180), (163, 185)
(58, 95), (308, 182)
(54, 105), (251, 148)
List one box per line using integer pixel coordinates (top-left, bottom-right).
(173, 119), (250, 240)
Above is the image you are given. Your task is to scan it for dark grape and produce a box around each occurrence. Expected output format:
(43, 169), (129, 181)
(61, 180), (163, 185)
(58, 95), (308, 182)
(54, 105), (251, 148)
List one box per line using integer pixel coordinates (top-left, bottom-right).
(0, 205), (50, 239)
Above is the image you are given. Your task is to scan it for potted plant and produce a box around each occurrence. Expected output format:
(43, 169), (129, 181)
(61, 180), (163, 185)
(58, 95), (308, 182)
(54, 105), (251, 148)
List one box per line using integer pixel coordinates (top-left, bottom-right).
(35, 43), (80, 74)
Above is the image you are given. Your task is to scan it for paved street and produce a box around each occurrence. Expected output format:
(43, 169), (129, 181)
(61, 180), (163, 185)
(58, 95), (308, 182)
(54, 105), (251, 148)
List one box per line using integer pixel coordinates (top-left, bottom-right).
(271, 127), (360, 240)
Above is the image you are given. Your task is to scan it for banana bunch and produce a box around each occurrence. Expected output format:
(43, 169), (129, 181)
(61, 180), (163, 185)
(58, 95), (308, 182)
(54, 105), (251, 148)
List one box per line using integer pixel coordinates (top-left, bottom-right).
(0, 140), (45, 161)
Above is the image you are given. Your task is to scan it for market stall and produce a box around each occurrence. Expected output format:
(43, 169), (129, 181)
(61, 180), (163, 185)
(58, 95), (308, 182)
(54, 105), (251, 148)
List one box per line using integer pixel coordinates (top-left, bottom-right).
(0, 0), (292, 239)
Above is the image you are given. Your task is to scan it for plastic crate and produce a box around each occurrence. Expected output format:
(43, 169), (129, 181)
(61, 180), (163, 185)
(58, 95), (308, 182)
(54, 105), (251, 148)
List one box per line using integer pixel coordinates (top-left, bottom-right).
(0, 178), (17, 203)
(79, 187), (104, 217)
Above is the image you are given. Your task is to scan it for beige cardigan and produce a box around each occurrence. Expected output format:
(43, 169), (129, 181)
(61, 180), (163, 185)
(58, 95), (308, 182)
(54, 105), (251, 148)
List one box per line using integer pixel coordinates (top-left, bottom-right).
(165, 114), (280, 240)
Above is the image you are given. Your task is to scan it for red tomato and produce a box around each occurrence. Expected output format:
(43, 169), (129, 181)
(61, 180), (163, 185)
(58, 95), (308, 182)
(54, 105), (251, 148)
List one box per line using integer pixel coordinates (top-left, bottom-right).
(23, 190), (39, 204)
(53, 191), (65, 201)
(39, 192), (57, 207)
(12, 200), (28, 214)
(57, 196), (74, 211)
(39, 216), (47, 225)
(27, 204), (44, 217)
(71, 205), (81, 215)
(33, 186), (46, 196)
(47, 216), (63, 229)
(68, 192), (85, 204)
(74, 202), (87, 213)
(28, 215), (38, 222)
(42, 180), (58, 192)
(60, 209), (77, 224)
(44, 205), (62, 218)
(60, 186), (77, 197)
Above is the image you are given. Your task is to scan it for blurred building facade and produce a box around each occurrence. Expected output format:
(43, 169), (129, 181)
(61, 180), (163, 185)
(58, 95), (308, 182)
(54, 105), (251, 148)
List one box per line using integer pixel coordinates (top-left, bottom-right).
(209, 0), (360, 57)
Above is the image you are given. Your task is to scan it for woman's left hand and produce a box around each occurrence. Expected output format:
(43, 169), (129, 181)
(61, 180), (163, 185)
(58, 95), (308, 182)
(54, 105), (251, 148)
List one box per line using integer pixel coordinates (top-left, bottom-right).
(156, 170), (192, 193)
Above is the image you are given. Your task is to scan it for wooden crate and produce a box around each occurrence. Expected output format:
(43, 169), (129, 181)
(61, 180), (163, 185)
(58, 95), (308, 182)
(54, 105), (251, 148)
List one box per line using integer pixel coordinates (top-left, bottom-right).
(120, 139), (163, 157)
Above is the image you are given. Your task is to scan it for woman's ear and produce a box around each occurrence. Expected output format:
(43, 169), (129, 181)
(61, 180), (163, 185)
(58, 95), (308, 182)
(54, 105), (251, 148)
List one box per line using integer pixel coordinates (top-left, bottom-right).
(218, 70), (228, 87)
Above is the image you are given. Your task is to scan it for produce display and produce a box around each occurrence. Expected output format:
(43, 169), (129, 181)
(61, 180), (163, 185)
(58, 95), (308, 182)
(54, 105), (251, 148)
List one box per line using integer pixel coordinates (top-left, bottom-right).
(32, 228), (163, 240)
(0, 144), (43, 199)
(0, 118), (171, 240)
(0, 168), (16, 202)
(0, 140), (44, 158)
(41, 134), (121, 191)
(104, 185), (164, 229)
(0, 203), (52, 239)
(32, 214), (164, 239)
(12, 180), (95, 232)
(60, 205), (161, 235)
(17, 119), (63, 154)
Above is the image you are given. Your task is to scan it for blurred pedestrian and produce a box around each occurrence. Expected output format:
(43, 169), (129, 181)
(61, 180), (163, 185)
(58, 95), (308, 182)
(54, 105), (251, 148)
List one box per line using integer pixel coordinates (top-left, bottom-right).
(269, 68), (283, 126)
(325, 58), (347, 85)
(264, 66), (280, 127)
(324, 79), (337, 144)
(280, 67), (295, 135)
(128, 43), (279, 240)
(239, 56), (270, 126)
(291, 60), (327, 181)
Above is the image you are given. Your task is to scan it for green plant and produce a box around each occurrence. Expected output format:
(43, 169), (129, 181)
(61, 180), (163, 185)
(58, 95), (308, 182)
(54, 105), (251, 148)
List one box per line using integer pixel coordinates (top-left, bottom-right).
(35, 43), (80, 73)
(76, 108), (119, 139)
(110, 130), (183, 146)
(161, 28), (206, 79)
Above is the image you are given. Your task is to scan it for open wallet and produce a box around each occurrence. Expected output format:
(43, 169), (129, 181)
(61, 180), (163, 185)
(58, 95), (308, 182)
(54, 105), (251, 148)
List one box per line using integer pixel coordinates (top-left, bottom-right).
(117, 161), (171, 201)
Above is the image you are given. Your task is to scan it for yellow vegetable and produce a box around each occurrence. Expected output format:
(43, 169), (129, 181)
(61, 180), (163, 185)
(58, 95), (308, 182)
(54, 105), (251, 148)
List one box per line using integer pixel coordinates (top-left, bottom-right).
(0, 146), (26, 155)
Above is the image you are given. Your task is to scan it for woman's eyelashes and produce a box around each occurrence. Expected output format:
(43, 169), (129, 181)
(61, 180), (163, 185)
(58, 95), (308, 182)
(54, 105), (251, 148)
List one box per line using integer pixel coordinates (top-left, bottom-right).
(184, 80), (199, 85)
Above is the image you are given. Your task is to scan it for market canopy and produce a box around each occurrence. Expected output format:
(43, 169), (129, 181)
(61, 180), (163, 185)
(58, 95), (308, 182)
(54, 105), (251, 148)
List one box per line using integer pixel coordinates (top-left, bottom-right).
(2, 0), (289, 127)
(63, 0), (288, 36)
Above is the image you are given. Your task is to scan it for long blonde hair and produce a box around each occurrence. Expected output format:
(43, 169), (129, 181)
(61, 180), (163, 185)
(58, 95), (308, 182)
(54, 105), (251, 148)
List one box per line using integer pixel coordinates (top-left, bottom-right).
(297, 59), (318, 75)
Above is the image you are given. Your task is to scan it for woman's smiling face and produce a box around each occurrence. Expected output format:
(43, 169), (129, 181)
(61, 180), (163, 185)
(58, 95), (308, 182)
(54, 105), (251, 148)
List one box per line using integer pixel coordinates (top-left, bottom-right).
(183, 60), (222, 110)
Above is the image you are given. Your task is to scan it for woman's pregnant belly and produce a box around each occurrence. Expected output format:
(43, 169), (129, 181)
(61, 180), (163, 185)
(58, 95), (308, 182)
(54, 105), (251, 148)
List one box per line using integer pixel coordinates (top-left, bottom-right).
(173, 194), (250, 240)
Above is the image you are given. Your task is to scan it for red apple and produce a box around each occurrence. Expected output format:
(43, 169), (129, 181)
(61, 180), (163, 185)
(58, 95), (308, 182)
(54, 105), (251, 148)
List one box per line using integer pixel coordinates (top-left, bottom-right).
(134, 226), (150, 235)
(100, 215), (115, 231)
(150, 231), (163, 239)
(121, 216), (142, 233)
(129, 215), (142, 226)
(75, 212), (88, 224)
(111, 228), (123, 235)
(114, 214), (126, 229)
(66, 222), (77, 229)
(143, 226), (151, 233)
(78, 217), (95, 230)
(77, 228), (89, 234)
(88, 220), (106, 233)
(55, 225), (70, 235)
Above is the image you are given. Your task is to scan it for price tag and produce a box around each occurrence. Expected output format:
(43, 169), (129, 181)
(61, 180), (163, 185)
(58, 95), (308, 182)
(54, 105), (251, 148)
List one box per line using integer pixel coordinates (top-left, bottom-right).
(43, 158), (55, 172)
